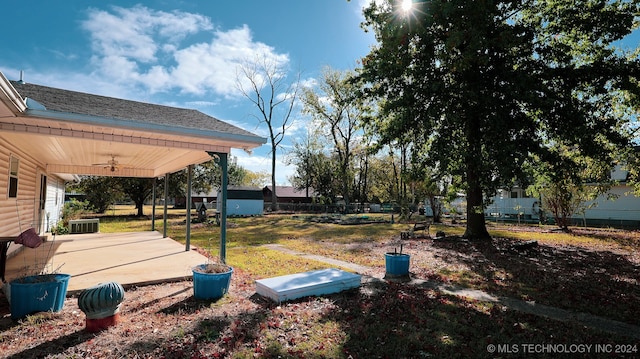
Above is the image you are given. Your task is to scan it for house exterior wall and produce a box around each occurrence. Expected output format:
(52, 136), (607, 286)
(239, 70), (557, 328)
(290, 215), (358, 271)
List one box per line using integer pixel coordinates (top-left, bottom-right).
(216, 189), (264, 216)
(0, 137), (65, 256)
(217, 198), (263, 216)
(485, 187), (539, 221)
(485, 179), (640, 227)
(575, 185), (640, 226)
(485, 198), (540, 220)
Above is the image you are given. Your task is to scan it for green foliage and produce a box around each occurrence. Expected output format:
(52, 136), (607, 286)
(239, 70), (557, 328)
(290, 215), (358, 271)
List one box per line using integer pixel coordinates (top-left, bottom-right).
(538, 179), (589, 230)
(118, 177), (154, 216)
(69, 177), (123, 213)
(357, 0), (640, 239)
(60, 198), (90, 226)
(526, 146), (619, 229)
(162, 156), (249, 199)
(300, 67), (370, 211)
(243, 169), (270, 188)
(291, 151), (339, 202)
(286, 131), (334, 199)
(51, 220), (69, 235)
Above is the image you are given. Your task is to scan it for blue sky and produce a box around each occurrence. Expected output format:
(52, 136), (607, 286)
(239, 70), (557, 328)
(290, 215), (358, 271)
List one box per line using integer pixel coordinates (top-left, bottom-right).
(1, 1), (638, 186)
(0, 0), (376, 185)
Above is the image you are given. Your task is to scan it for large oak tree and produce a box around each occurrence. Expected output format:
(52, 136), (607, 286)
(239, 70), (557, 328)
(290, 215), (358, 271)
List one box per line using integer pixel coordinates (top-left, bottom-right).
(356, 0), (640, 239)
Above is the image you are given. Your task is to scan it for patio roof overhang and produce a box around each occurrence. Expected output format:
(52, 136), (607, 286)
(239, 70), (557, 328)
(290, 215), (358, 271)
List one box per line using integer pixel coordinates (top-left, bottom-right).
(0, 72), (267, 179)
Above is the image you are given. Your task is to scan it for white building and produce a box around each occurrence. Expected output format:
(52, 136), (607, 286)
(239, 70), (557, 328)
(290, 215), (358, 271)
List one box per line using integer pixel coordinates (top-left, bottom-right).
(485, 166), (640, 227)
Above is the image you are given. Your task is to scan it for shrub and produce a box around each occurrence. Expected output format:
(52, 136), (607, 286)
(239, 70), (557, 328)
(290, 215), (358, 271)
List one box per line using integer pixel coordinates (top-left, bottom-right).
(61, 199), (91, 227)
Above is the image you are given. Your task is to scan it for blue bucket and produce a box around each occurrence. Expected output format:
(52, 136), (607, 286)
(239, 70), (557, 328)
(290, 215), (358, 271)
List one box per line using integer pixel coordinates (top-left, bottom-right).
(10, 273), (71, 319)
(52, 274), (71, 311)
(192, 265), (233, 300)
(385, 253), (410, 277)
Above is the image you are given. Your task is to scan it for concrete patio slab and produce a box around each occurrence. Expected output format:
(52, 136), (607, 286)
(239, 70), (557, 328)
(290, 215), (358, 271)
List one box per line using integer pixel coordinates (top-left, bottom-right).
(1, 231), (207, 294)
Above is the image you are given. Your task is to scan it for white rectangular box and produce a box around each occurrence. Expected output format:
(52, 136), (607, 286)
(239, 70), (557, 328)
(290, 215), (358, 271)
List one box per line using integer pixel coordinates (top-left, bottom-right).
(255, 268), (361, 303)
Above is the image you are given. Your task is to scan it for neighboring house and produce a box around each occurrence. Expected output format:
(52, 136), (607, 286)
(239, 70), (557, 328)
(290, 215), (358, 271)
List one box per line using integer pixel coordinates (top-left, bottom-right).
(216, 186), (263, 216)
(485, 186), (539, 222)
(484, 166), (640, 227)
(262, 186), (317, 204)
(573, 166), (640, 227)
(0, 72), (265, 260)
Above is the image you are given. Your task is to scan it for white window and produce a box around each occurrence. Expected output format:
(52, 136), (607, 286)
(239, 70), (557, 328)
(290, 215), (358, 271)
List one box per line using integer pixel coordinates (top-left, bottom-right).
(8, 155), (19, 198)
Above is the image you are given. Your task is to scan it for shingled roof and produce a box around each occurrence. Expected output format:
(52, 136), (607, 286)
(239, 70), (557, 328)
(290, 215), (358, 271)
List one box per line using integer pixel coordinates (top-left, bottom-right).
(10, 81), (263, 143)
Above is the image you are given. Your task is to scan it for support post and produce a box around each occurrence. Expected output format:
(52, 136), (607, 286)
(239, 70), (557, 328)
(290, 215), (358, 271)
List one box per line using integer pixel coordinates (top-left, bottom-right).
(219, 153), (228, 264)
(186, 165), (193, 251)
(163, 173), (169, 238)
(151, 177), (156, 231)
(208, 152), (228, 264)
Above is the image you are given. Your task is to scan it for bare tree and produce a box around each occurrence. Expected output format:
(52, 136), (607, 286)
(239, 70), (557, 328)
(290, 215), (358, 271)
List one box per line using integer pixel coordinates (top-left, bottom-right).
(236, 54), (300, 211)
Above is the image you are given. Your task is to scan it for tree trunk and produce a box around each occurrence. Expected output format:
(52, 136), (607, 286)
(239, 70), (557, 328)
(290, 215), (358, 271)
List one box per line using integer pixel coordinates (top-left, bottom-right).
(341, 163), (350, 214)
(135, 199), (144, 217)
(463, 117), (490, 241)
(428, 195), (441, 223)
(271, 146), (278, 211)
(462, 183), (491, 240)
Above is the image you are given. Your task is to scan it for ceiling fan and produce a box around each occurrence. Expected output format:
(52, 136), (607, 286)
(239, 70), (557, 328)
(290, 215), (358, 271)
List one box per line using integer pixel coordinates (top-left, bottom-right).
(93, 155), (121, 172)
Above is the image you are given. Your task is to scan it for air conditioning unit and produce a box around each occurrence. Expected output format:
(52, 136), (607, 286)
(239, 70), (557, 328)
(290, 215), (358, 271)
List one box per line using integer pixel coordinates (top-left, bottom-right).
(69, 219), (100, 234)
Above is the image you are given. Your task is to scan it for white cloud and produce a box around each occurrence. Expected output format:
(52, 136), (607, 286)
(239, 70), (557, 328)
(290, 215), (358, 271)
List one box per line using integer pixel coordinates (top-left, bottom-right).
(92, 55), (140, 80)
(81, 7), (290, 98)
(48, 49), (78, 61)
(185, 100), (219, 108)
(300, 77), (318, 89)
(83, 5), (212, 62)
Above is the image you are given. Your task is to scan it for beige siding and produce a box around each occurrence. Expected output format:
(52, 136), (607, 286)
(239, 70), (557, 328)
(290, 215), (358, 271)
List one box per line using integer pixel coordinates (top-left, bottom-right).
(0, 136), (63, 257)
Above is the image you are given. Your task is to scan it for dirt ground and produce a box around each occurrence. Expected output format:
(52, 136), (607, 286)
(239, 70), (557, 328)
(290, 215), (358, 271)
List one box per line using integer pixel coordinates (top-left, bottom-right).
(0, 224), (638, 358)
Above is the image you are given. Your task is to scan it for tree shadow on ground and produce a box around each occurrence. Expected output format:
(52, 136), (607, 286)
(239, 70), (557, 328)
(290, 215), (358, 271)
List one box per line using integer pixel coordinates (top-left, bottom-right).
(124, 305), (269, 358)
(0, 291), (17, 331)
(8, 329), (93, 358)
(158, 296), (218, 315)
(132, 279), (633, 358)
(323, 280), (629, 358)
(426, 236), (640, 325)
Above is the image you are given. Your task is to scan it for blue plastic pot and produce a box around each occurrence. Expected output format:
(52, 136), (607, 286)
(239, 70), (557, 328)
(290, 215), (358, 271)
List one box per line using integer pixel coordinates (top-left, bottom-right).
(10, 273), (71, 320)
(384, 253), (410, 278)
(192, 264), (233, 300)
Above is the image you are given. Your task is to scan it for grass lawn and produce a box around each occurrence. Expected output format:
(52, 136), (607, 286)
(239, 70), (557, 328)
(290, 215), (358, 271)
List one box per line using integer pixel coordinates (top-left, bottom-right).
(109, 206), (639, 332)
(1, 205), (637, 358)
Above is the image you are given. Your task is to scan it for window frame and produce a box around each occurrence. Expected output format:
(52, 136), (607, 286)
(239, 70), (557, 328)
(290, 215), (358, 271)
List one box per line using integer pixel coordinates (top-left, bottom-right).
(8, 155), (19, 198)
